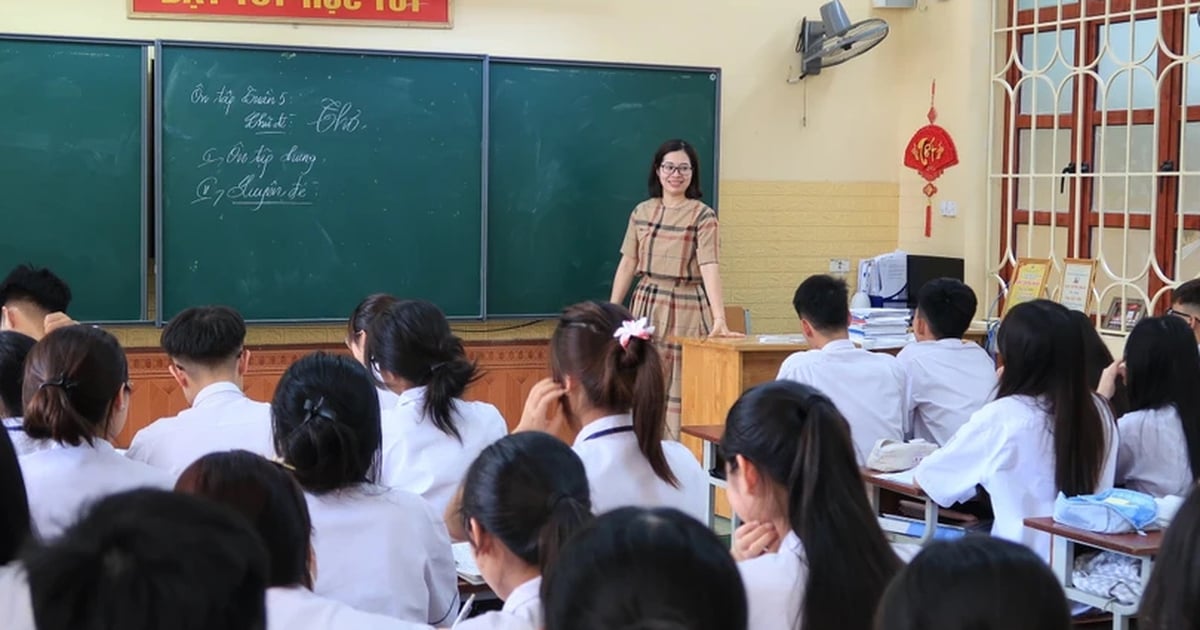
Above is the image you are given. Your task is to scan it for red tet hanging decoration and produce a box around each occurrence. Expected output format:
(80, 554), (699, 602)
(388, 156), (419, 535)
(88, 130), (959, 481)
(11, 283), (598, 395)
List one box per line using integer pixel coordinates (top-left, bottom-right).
(903, 81), (959, 238)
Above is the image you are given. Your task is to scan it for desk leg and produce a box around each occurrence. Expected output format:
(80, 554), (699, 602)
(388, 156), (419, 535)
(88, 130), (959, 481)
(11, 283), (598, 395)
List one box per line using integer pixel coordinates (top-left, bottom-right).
(701, 441), (716, 530)
(918, 500), (938, 546)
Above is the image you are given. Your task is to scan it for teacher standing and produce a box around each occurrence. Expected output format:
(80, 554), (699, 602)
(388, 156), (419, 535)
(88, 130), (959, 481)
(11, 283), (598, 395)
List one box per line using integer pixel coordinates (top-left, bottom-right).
(610, 139), (740, 439)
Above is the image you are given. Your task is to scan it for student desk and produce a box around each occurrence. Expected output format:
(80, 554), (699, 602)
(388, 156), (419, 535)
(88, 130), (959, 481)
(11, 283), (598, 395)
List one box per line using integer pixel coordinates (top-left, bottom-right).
(862, 469), (941, 546)
(678, 424), (737, 534)
(1024, 517), (1162, 630)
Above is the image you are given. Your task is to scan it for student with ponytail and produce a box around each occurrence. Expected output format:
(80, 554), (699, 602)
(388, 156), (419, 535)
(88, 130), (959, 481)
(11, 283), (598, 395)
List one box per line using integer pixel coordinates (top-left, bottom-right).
(345, 293), (401, 412)
(18, 326), (171, 538)
(914, 299), (1118, 561)
(721, 380), (901, 630)
(271, 352), (456, 625)
(516, 300), (708, 521)
(453, 432), (593, 629)
(0, 331), (43, 455)
(366, 300), (507, 514)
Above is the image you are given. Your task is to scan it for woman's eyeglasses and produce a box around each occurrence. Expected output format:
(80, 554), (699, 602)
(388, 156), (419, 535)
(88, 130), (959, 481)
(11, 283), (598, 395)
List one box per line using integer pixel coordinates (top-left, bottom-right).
(659, 163), (693, 175)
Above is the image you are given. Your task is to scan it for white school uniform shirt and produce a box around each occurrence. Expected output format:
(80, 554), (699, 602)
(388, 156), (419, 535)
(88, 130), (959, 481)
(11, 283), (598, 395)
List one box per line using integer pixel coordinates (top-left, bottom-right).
(739, 531), (805, 630)
(0, 564), (35, 630)
(914, 394), (1118, 562)
(376, 386), (400, 413)
(776, 339), (907, 463)
(306, 484), (458, 625)
(378, 386), (507, 516)
(267, 586), (432, 630)
(455, 577), (542, 630)
(1116, 406), (1195, 498)
(3, 418), (52, 456)
(20, 440), (173, 539)
(896, 338), (997, 445)
(572, 414), (709, 522)
(125, 382), (274, 478)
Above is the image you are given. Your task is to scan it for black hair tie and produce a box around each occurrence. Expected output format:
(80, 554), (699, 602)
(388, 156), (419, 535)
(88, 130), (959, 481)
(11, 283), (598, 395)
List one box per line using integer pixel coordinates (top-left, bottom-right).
(39, 375), (78, 392)
(299, 397), (338, 428)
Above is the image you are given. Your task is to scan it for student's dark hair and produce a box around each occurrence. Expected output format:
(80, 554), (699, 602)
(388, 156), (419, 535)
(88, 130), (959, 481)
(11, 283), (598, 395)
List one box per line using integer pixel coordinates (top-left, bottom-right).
(0, 331), (35, 417)
(792, 274), (850, 333)
(22, 488), (268, 630)
(722, 380), (900, 630)
(916, 278), (977, 339)
(460, 432), (593, 576)
(542, 507), (746, 630)
(1140, 487), (1200, 630)
(160, 306), (246, 368)
(176, 450), (313, 589)
(647, 139), (703, 200)
(271, 352), (381, 494)
(1173, 278), (1200, 309)
(22, 326), (128, 447)
(345, 293), (398, 349)
(0, 264), (71, 312)
(874, 536), (1070, 630)
(997, 300), (1107, 496)
(1068, 311), (1129, 417)
(0, 429), (31, 565)
(552, 301), (675, 486)
(1123, 316), (1200, 485)
(365, 299), (478, 441)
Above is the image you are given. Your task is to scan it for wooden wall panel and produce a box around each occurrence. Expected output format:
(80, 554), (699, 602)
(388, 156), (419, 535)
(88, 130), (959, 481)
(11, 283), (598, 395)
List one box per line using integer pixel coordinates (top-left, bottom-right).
(119, 341), (550, 448)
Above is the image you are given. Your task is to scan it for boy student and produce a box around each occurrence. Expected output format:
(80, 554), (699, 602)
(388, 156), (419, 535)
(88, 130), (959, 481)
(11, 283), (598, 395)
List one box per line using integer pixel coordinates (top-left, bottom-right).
(126, 306), (273, 477)
(0, 265), (74, 340)
(776, 274), (906, 463)
(1170, 278), (1200, 349)
(896, 278), (996, 446)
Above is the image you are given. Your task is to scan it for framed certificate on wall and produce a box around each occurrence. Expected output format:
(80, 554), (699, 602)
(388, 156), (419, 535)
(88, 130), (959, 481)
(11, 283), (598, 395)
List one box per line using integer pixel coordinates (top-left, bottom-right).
(1058, 258), (1097, 313)
(1005, 258), (1051, 316)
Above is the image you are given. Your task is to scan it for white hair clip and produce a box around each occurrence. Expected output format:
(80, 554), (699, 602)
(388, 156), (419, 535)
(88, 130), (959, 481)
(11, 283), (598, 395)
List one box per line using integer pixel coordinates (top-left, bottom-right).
(613, 317), (656, 349)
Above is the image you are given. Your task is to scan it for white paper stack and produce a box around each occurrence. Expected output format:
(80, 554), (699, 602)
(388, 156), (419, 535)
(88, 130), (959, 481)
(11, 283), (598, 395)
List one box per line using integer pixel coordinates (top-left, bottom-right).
(850, 308), (914, 349)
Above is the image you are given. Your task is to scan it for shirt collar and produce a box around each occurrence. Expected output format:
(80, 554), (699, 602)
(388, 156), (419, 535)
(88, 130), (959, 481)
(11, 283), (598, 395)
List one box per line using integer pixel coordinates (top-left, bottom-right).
(822, 339), (858, 352)
(2, 417), (20, 430)
(192, 381), (245, 408)
(782, 530), (805, 558)
(933, 337), (970, 348)
(573, 414), (634, 446)
(44, 438), (118, 455)
(502, 576), (542, 613)
(396, 386), (427, 408)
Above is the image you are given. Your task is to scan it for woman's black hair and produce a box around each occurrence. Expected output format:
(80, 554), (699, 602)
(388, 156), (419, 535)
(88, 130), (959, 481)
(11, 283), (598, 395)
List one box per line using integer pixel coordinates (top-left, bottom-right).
(271, 352), (382, 494)
(874, 536), (1070, 630)
(365, 300), (478, 441)
(1123, 316), (1200, 486)
(1140, 487), (1200, 629)
(542, 506), (746, 630)
(176, 450), (314, 589)
(647, 139), (703, 200)
(1068, 310), (1129, 416)
(0, 428), (31, 565)
(998, 301), (1108, 496)
(22, 326), (128, 446)
(460, 432), (592, 575)
(0, 331), (35, 417)
(721, 380), (901, 630)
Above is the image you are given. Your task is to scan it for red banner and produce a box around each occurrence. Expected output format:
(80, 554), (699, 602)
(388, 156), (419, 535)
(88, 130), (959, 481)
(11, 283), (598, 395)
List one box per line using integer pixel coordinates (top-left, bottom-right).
(129, 0), (451, 27)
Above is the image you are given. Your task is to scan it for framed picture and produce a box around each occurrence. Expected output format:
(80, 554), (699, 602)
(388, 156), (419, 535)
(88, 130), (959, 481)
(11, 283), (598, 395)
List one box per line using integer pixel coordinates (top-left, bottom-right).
(1103, 297), (1147, 331)
(1004, 258), (1051, 316)
(1058, 258), (1097, 313)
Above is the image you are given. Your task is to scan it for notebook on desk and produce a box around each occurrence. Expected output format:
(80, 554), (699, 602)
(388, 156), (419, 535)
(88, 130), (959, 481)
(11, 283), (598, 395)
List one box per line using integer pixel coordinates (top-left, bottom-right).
(453, 542), (486, 586)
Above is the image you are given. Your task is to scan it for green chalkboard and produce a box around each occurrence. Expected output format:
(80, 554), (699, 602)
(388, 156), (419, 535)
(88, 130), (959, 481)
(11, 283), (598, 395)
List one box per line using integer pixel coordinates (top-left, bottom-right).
(158, 44), (484, 322)
(486, 61), (719, 317)
(0, 38), (146, 322)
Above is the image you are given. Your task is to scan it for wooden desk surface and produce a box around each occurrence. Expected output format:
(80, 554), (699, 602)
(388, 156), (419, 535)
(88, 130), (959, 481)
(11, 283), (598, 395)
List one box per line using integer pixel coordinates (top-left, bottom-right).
(1023, 517), (1163, 556)
(862, 468), (928, 499)
(676, 335), (811, 353)
(680, 424), (724, 444)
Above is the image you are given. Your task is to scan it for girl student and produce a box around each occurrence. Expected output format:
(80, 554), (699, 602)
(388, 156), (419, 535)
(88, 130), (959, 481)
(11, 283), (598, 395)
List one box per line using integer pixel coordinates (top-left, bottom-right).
(452, 432), (593, 630)
(176, 450), (428, 630)
(1097, 316), (1200, 497)
(0, 331), (43, 455)
(1138, 487), (1200, 630)
(345, 293), (401, 412)
(913, 300), (1118, 561)
(366, 300), (507, 515)
(17, 326), (171, 539)
(271, 352), (457, 625)
(721, 380), (902, 630)
(516, 300), (708, 522)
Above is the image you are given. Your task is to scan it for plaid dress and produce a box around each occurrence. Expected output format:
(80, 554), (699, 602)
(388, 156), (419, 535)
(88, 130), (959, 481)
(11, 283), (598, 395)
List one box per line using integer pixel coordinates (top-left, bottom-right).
(620, 198), (719, 439)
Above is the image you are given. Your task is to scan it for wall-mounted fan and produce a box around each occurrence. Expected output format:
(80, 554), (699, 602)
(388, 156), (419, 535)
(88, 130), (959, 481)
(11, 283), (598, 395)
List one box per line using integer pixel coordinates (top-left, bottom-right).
(790, 0), (889, 82)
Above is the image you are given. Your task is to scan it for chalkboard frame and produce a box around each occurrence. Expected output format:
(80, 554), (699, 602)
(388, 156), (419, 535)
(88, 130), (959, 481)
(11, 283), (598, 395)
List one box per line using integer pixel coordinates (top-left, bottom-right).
(0, 33), (152, 324)
(153, 40), (490, 325)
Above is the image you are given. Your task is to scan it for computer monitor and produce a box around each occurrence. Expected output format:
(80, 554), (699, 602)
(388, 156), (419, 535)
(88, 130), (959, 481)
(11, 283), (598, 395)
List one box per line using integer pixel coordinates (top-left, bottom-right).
(906, 255), (965, 309)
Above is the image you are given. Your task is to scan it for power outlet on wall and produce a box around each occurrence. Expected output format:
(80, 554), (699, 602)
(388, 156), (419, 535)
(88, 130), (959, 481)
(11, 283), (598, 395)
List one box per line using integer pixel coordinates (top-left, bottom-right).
(829, 259), (851, 273)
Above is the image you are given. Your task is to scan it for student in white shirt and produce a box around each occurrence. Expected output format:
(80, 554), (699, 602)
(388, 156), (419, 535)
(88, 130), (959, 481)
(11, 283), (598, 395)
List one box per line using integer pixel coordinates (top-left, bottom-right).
(18, 326), (172, 539)
(515, 301), (709, 522)
(543, 506), (747, 630)
(875, 537), (1070, 630)
(20, 488), (270, 630)
(897, 278), (996, 445)
(447, 432), (593, 630)
(722, 380), (901, 630)
(345, 293), (401, 412)
(176, 450), (429, 630)
(272, 352), (458, 624)
(775, 275), (906, 462)
(0, 265), (72, 342)
(367, 300), (507, 515)
(126, 306), (273, 477)
(914, 300), (1119, 562)
(0, 331), (47, 456)
(1140, 489), (1200, 630)
(1097, 316), (1199, 498)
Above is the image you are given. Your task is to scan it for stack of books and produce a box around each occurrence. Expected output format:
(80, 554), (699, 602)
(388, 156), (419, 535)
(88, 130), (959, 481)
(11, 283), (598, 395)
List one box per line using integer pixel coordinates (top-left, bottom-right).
(850, 308), (914, 349)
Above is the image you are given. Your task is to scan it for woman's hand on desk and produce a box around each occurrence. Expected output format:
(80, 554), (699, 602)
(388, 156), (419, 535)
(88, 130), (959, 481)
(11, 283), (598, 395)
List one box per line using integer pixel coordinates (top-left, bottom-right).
(708, 318), (744, 339)
(731, 521), (779, 561)
(513, 378), (569, 436)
